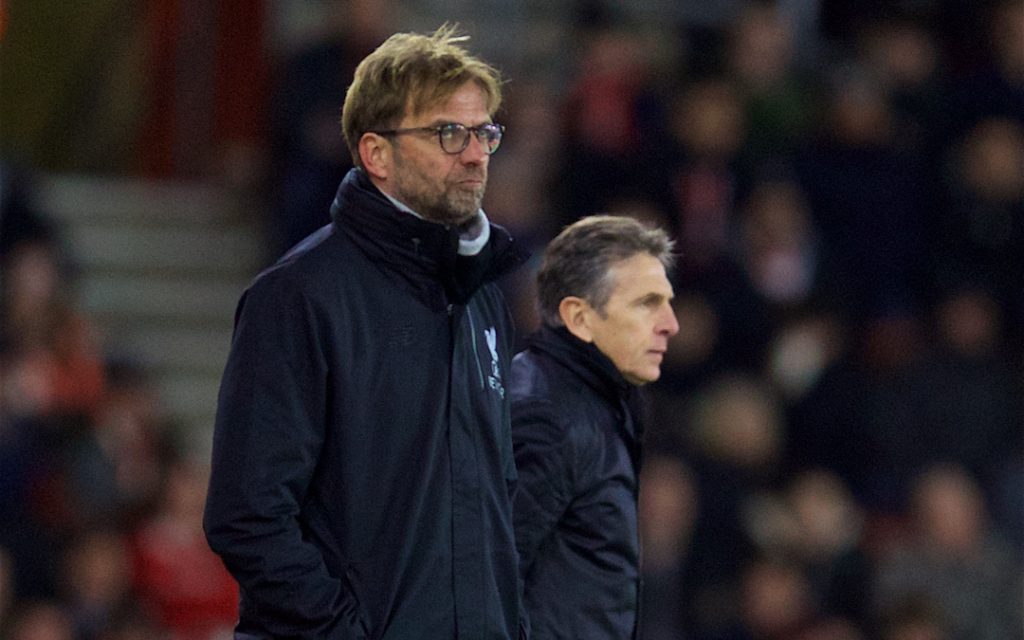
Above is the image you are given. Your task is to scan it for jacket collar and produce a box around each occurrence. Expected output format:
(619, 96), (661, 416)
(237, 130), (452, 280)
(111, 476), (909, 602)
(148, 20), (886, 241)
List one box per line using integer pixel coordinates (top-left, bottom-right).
(528, 325), (634, 402)
(330, 168), (528, 305)
(528, 324), (646, 454)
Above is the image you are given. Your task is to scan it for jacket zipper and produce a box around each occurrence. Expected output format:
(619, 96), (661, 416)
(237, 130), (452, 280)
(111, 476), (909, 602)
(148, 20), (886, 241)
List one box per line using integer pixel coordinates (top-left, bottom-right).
(465, 306), (486, 390)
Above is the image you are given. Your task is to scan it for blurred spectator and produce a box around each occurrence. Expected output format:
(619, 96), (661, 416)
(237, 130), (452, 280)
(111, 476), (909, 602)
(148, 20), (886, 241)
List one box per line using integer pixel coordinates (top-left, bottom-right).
(2, 600), (74, 640)
(743, 469), (872, 623)
(485, 79), (566, 344)
(790, 285), (1019, 514)
(0, 409), (64, 601)
(646, 285), (761, 454)
(654, 77), (775, 374)
(850, 309), (932, 512)
(912, 287), (1022, 488)
(990, 451), (1024, 551)
(65, 360), (177, 531)
(267, 0), (393, 258)
(766, 309), (846, 406)
(0, 184), (186, 637)
(877, 596), (951, 640)
(795, 64), (929, 326)
(0, 159), (53, 258)
(638, 453), (698, 640)
(735, 178), (830, 319)
(677, 374), (786, 637)
(0, 233), (108, 603)
(932, 117), (1024, 350)
(726, 2), (818, 161)
(0, 236), (106, 420)
(554, 25), (673, 225)
(942, 0), (1024, 141)
(58, 529), (135, 640)
(655, 292), (721, 391)
(131, 459), (237, 640)
(485, 78), (563, 242)
(660, 77), (747, 276)
(871, 464), (1023, 640)
(777, 311), (925, 514)
(858, 18), (944, 153)
(791, 284), (1018, 520)
(0, 546), (12, 628)
(737, 556), (817, 639)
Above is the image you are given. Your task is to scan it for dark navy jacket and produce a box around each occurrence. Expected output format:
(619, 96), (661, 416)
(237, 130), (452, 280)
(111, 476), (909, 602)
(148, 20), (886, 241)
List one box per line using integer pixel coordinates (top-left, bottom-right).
(510, 326), (644, 639)
(204, 168), (528, 639)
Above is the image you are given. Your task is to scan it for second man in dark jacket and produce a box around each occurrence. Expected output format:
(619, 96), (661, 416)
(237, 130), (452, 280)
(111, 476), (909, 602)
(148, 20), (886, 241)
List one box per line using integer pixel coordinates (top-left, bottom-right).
(510, 215), (680, 638)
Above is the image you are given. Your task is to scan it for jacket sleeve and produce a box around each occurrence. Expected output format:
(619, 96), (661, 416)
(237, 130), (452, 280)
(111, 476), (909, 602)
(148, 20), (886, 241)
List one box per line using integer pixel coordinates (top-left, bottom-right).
(510, 397), (577, 580)
(203, 278), (367, 639)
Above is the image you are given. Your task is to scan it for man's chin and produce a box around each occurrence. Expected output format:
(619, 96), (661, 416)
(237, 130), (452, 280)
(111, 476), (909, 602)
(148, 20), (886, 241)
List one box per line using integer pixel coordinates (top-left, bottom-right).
(625, 369), (661, 386)
(421, 208), (479, 227)
(422, 197), (482, 226)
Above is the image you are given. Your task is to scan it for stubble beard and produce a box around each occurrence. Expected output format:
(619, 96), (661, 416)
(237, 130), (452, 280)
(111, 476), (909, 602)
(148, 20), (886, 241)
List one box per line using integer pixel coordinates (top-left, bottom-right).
(392, 164), (487, 226)
(419, 177), (486, 226)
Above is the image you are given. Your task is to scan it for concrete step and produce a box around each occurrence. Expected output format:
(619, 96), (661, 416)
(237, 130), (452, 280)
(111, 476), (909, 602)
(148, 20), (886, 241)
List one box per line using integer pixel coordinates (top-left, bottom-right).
(36, 172), (264, 454)
(66, 222), (264, 277)
(106, 323), (235, 377)
(153, 370), (223, 441)
(94, 321), (235, 447)
(37, 173), (250, 226)
(76, 273), (248, 324)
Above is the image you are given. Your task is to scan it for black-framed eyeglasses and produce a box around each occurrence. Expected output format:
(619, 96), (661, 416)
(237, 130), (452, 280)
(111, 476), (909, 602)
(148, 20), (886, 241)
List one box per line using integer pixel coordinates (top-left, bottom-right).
(372, 122), (505, 155)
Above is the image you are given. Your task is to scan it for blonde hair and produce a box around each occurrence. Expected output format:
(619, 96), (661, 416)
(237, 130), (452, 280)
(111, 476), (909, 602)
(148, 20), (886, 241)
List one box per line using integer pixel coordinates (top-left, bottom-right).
(341, 24), (503, 168)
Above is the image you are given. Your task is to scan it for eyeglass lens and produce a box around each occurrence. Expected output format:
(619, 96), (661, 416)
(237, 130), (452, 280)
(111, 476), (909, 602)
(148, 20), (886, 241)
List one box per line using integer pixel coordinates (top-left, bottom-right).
(439, 123), (503, 154)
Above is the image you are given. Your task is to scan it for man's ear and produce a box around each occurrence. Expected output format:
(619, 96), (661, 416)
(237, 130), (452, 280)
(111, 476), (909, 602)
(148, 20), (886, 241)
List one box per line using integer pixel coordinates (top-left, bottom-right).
(359, 132), (390, 180)
(559, 296), (594, 343)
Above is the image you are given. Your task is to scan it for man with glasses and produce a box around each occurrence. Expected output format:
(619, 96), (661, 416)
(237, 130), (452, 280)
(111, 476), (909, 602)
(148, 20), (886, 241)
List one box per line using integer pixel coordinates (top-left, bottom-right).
(204, 25), (527, 639)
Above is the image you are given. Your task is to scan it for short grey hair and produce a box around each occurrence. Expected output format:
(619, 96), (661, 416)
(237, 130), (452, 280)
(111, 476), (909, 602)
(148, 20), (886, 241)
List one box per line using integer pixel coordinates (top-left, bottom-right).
(536, 215), (676, 327)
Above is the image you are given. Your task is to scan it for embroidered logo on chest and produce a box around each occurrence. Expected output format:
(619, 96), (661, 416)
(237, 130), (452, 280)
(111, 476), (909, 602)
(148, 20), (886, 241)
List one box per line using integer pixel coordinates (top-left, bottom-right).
(484, 326), (505, 398)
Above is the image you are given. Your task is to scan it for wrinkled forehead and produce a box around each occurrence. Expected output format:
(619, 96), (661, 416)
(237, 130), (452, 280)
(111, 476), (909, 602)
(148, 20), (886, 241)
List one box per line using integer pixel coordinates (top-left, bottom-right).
(606, 254), (673, 295)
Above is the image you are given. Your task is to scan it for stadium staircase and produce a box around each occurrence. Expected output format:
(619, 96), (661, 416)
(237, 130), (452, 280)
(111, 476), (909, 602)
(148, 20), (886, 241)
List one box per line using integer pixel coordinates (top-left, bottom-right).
(37, 174), (266, 456)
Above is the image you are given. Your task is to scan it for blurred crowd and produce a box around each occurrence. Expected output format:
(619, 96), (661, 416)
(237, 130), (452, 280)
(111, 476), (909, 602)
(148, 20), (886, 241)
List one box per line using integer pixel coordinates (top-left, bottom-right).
(1, 169), (238, 637)
(2, 0), (1023, 638)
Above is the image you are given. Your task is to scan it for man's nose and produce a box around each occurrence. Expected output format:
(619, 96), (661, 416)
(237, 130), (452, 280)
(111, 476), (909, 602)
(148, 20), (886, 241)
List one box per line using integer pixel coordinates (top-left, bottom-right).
(660, 304), (680, 337)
